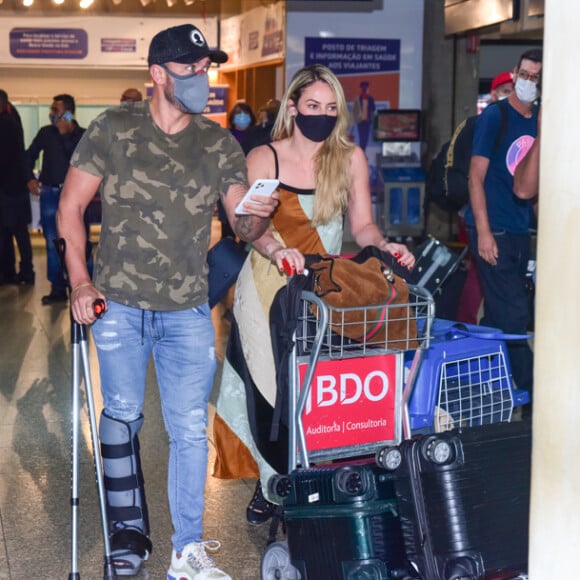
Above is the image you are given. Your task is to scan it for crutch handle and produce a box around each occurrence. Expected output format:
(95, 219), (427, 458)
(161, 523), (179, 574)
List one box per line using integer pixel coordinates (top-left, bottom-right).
(93, 299), (106, 319)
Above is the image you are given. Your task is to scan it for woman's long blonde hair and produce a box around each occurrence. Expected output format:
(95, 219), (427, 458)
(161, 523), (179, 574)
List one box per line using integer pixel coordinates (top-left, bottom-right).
(272, 64), (355, 226)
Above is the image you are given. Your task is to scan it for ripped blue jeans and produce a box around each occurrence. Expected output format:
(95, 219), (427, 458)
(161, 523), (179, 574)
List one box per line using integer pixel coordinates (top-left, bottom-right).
(91, 300), (216, 552)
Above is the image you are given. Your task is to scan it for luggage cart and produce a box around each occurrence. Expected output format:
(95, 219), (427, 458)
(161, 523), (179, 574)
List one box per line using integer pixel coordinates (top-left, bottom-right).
(261, 285), (434, 580)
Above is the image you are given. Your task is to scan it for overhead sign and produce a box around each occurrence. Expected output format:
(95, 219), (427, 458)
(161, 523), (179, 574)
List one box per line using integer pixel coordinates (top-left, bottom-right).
(220, 2), (285, 70)
(0, 17), (218, 68)
(10, 27), (88, 59)
(305, 37), (400, 74)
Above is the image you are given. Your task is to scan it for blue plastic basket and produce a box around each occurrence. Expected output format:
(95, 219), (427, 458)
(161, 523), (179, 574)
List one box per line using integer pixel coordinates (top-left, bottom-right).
(407, 319), (530, 432)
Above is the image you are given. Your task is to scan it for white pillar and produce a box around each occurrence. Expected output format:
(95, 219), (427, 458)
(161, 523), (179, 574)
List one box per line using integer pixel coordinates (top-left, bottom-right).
(528, 2), (580, 577)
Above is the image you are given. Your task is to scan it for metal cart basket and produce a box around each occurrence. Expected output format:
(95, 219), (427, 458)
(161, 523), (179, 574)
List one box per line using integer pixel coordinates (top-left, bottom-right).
(287, 285), (434, 472)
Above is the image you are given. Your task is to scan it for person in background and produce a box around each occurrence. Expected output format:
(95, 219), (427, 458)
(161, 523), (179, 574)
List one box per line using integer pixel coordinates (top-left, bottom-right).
(217, 102), (258, 239)
(489, 71), (514, 102)
(121, 88), (143, 103)
(0, 89), (34, 285)
(0, 89), (24, 135)
(227, 101), (256, 143)
(212, 64), (415, 526)
(241, 98), (281, 155)
(351, 80), (375, 153)
(26, 94), (85, 304)
(466, 49), (541, 404)
(57, 23), (277, 580)
(456, 70), (515, 325)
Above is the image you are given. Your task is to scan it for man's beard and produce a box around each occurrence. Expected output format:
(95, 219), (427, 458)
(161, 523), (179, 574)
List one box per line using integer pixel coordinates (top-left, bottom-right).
(163, 80), (190, 114)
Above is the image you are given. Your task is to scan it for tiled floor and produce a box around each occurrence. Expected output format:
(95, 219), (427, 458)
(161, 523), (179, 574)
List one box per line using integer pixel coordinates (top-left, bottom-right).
(0, 228), (270, 580)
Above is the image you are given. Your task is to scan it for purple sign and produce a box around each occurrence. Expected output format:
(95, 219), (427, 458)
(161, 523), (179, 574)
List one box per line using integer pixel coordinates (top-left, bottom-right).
(204, 86), (228, 115)
(262, 30), (283, 57)
(10, 27), (88, 59)
(101, 38), (137, 54)
(305, 37), (400, 73)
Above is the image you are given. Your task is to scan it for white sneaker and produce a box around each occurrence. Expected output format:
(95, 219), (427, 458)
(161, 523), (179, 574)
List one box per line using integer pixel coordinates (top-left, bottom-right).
(167, 540), (232, 580)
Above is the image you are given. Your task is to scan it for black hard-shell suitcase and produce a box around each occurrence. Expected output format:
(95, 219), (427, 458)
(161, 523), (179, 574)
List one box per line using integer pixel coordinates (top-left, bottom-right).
(282, 461), (413, 579)
(381, 421), (531, 580)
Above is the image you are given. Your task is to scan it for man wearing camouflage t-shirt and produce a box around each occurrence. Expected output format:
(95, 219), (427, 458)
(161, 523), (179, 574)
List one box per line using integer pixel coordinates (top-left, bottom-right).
(57, 24), (278, 580)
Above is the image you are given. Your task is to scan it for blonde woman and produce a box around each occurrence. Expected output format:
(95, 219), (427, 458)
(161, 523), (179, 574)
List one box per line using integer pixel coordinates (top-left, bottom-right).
(213, 64), (414, 524)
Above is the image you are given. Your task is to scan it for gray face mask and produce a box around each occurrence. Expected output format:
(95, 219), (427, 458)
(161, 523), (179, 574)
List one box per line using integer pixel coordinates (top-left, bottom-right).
(163, 66), (210, 114)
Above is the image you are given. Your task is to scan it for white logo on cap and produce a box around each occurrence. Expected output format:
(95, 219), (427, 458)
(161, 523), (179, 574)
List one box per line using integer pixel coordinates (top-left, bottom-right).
(190, 29), (205, 47)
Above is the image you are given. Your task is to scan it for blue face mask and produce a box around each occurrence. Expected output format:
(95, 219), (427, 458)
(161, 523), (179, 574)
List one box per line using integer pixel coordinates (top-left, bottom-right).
(233, 112), (251, 130)
(163, 66), (210, 114)
(50, 111), (73, 125)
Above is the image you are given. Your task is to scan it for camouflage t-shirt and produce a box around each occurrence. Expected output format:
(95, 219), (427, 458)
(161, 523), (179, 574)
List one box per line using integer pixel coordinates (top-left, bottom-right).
(71, 100), (247, 310)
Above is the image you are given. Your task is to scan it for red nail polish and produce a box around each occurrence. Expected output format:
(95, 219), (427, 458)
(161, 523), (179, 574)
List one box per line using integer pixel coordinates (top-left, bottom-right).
(393, 252), (400, 258)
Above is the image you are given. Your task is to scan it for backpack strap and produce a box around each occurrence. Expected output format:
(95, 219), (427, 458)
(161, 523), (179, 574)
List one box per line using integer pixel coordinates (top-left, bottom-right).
(443, 116), (472, 198)
(444, 118), (468, 174)
(491, 98), (509, 155)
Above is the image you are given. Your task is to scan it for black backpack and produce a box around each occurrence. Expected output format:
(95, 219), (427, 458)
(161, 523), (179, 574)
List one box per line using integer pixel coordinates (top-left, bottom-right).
(426, 100), (509, 212)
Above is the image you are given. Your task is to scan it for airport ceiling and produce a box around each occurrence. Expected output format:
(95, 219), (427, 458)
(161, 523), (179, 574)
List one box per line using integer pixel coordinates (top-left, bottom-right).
(0, 0), (229, 17)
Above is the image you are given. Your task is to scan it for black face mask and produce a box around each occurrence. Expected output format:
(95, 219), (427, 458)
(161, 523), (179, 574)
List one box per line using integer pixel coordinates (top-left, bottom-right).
(294, 112), (337, 142)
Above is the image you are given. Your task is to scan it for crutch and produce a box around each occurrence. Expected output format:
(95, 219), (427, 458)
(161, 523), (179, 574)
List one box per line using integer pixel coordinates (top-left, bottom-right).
(56, 239), (117, 580)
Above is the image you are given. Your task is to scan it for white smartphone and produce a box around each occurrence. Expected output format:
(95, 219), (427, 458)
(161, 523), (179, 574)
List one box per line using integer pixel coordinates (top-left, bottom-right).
(234, 178), (280, 215)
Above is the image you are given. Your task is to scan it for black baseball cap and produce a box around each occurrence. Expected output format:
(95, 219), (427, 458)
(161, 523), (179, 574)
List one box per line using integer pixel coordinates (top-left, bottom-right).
(148, 24), (228, 67)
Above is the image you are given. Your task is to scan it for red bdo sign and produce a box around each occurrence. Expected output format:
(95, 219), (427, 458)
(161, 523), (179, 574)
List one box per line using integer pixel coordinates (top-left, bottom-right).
(298, 354), (400, 452)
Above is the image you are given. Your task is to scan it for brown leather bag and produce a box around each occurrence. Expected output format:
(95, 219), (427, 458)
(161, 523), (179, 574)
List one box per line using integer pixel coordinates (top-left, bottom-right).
(309, 254), (418, 350)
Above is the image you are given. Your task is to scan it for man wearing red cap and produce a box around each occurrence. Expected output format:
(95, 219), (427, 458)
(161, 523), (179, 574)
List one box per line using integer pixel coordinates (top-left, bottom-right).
(57, 23), (278, 580)
(490, 71), (514, 102)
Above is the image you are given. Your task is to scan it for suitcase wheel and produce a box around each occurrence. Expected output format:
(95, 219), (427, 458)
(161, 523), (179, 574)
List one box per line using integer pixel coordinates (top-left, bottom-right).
(422, 436), (454, 465)
(376, 446), (402, 471)
(268, 474), (292, 500)
(335, 466), (366, 495)
(261, 541), (301, 580)
(443, 555), (480, 580)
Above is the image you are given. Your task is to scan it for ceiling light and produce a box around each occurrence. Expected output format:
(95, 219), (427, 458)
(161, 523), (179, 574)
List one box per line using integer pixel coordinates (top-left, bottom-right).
(166, 0), (176, 7)
(53, 0), (65, 4)
(139, 0), (152, 6)
(79, 0), (93, 8)
(184, 0), (195, 5)
(23, 0), (34, 6)
(111, 0), (122, 5)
